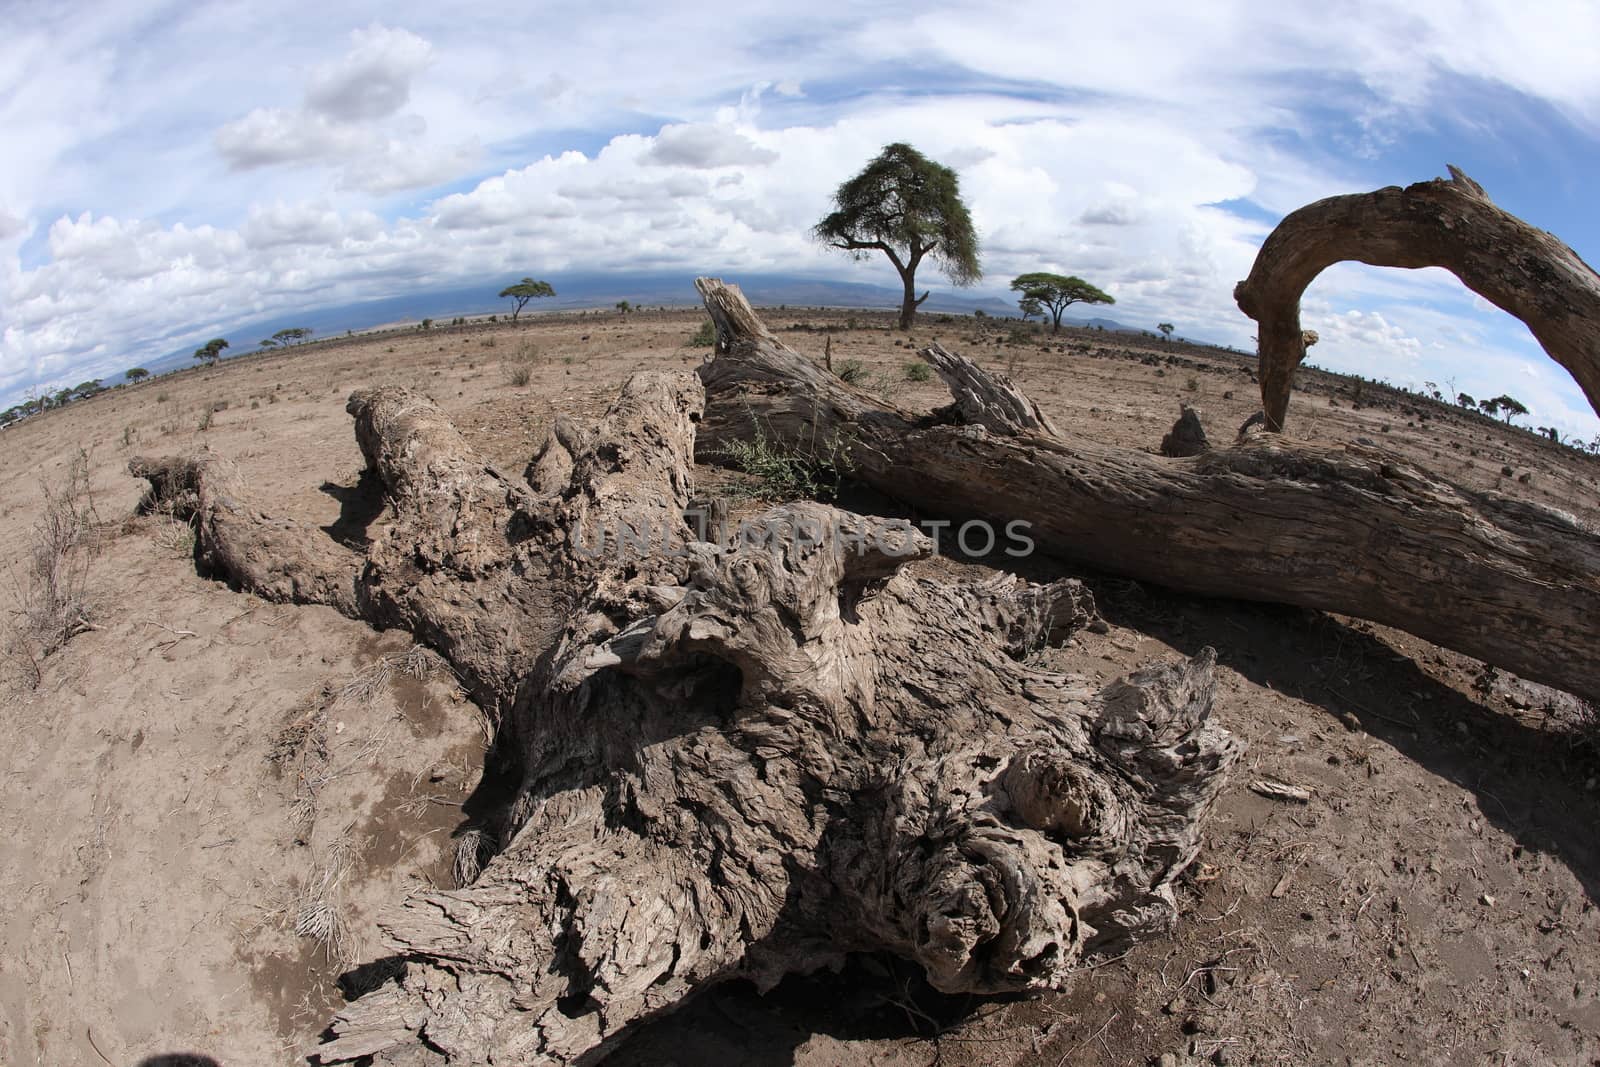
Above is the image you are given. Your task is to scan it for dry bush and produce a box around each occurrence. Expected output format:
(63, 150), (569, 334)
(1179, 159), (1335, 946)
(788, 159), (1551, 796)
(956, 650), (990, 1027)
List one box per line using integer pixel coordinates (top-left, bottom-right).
(5, 450), (101, 684)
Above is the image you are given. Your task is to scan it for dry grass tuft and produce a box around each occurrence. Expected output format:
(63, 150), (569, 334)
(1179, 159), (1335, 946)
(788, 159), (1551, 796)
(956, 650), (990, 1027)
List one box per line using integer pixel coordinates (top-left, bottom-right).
(4, 450), (102, 685)
(453, 827), (497, 887)
(148, 498), (197, 556)
(293, 838), (354, 964)
(336, 642), (437, 705)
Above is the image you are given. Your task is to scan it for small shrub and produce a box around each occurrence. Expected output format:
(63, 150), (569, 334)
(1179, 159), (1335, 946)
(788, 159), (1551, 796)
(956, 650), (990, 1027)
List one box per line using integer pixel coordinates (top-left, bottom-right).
(867, 370), (905, 403)
(197, 409), (214, 431)
(156, 392), (169, 403)
(687, 319), (717, 348)
(507, 364), (532, 387)
(717, 417), (853, 502)
(836, 359), (868, 384)
(904, 361), (933, 382)
(1185, 377), (1199, 392)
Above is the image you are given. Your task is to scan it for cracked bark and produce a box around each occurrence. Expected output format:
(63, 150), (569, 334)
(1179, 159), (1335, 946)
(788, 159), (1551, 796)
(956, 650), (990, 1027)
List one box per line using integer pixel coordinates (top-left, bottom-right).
(132, 359), (1238, 1064)
(693, 277), (1600, 706)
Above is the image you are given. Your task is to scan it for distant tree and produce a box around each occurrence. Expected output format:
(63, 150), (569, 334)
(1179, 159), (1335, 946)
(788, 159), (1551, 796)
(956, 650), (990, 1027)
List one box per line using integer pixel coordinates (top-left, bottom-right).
(1157, 322), (1174, 342)
(71, 379), (104, 400)
(265, 327), (313, 347)
(1007, 273), (1115, 334)
(814, 143), (981, 330)
(1477, 397), (1501, 419)
(194, 337), (229, 366)
(499, 277), (556, 321)
(420, 318), (433, 331)
(50, 388), (72, 408)
(1018, 296), (1044, 322)
(125, 368), (149, 384)
(1491, 394), (1529, 423)
(1457, 392), (1476, 409)
(615, 300), (633, 315)
(1538, 426), (1562, 444)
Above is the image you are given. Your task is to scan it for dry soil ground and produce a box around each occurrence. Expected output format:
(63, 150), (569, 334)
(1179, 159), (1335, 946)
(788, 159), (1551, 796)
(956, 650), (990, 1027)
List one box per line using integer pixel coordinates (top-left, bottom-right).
(1, 304), (1598, 1067)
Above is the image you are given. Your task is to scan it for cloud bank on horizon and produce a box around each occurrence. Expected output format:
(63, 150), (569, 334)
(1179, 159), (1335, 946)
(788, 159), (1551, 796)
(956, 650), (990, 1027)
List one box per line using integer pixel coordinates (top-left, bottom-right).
(4, 1), (1600, 437)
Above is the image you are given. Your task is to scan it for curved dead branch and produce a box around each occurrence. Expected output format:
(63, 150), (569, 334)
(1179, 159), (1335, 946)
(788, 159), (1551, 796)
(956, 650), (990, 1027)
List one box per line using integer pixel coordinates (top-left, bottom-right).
(1235, 166), (1600, 431)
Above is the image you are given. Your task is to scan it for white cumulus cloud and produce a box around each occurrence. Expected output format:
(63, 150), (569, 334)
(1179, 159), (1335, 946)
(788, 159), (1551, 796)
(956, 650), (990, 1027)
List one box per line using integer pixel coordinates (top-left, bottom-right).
(1, 0), (1598, 441)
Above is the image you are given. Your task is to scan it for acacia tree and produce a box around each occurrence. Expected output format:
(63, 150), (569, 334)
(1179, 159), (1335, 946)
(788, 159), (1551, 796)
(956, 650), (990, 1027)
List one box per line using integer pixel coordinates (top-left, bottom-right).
(1157, 322), (1175, 342)
(1008, 273), (1115, 334)
(498, 277), (556, 321)
(193, 338), (228, 366)
(264, 327), (312, 347)
(1491, 394), (1529, 423)
(125, 368), (149, 383)
(615, 300), (633, 315)
(814, 143), (981, 330)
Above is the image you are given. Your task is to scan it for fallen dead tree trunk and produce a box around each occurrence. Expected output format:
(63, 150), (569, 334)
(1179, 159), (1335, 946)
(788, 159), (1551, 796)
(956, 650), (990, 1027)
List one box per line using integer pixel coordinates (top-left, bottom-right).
(694, 278), (1600, 705)
(132, 373), (1238, 1064)
(1234, 166), (1600, 431)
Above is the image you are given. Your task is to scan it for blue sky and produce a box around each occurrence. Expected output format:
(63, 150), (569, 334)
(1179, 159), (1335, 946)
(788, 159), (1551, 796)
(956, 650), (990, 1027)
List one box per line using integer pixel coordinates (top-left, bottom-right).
(4, 1), (1600, 439)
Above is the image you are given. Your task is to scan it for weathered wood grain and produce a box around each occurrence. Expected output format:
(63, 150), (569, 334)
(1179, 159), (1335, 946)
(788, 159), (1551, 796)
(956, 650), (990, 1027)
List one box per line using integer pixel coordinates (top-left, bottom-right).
(694, 277), (1599, 705)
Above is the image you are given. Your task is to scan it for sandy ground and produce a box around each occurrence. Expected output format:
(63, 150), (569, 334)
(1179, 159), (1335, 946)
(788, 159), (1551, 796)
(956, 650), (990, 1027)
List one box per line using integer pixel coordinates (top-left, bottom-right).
(1, 303), (1597, 1066)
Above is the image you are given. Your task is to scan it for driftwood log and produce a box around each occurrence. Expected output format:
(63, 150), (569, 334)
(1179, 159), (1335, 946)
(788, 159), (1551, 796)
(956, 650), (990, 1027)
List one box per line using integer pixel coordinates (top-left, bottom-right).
(131, 370), (1239, 1062)
(1235, 166), (1600, 431)
(694, 278), (1600, 705)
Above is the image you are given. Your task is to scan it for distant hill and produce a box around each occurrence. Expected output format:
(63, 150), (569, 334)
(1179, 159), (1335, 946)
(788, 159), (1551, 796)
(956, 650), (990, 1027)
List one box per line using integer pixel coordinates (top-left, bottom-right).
(135, 272), (1158, 377)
